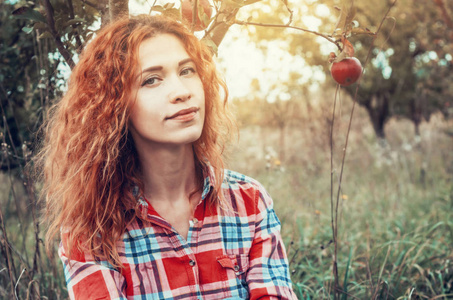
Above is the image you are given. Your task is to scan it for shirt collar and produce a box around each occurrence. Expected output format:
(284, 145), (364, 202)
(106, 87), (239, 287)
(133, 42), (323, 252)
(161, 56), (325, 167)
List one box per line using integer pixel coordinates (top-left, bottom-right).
(201, 165), (214, 201)
(134, 164), (215, 218)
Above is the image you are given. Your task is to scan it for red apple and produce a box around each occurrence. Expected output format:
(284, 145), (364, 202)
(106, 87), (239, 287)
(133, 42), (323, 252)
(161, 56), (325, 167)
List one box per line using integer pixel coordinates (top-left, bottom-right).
(181, 0), (212, 31)
(331, 57), (363, 86)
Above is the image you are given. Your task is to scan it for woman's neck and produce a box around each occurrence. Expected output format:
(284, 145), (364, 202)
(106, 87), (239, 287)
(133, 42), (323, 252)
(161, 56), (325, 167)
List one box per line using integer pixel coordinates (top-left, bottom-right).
(135, 142), (200, 204)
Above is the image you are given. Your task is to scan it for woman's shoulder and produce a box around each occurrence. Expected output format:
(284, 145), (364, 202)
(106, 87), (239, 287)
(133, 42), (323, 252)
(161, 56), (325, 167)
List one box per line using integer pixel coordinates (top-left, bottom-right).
(222, 169), (262, 189)
(221, 169), (273, 209)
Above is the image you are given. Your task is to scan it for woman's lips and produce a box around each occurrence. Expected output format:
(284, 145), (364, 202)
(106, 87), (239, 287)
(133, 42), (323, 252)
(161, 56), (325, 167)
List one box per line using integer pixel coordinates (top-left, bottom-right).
(166, 107), (199, 121)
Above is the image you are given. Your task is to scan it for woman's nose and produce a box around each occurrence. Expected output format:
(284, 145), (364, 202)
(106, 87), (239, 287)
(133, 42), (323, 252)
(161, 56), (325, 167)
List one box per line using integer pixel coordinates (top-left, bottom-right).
(168, 76), (191, 103)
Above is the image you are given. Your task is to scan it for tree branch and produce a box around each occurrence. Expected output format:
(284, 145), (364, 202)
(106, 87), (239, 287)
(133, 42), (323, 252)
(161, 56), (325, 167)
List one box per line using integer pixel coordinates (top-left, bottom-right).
(204, 2), (240, 48)
(234, 20), (342, 51)
(42, 0), (75, 69)
(66, 0), (83, 51)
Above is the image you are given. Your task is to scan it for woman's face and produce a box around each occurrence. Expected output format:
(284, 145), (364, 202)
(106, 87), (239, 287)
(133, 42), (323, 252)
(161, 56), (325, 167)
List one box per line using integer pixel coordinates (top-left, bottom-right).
(129, 33), (205, 149)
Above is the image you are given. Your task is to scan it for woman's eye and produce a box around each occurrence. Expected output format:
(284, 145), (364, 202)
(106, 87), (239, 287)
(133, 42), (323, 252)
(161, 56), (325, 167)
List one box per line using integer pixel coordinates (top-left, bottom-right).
(180, 67), (196, 76)
(141, 77), (159, 87)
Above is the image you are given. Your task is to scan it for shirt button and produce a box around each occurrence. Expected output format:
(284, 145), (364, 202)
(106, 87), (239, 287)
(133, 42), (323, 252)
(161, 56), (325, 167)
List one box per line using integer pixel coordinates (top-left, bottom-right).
(234, 265), (240, 272)
(189, 260), (196, 266)
(192, 218), (198, 224)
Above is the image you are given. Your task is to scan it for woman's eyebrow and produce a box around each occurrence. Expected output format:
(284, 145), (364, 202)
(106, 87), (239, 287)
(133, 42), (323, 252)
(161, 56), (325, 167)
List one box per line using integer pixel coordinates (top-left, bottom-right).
(140, 65), (163, 76)
(178, 58), (193, 66)
(137, 58), (194, 80)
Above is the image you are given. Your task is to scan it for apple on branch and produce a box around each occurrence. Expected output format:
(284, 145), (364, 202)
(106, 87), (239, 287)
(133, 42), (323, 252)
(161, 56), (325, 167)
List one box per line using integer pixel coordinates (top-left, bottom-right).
(331, 56), (363, 86)
(329, 37), (363, 86)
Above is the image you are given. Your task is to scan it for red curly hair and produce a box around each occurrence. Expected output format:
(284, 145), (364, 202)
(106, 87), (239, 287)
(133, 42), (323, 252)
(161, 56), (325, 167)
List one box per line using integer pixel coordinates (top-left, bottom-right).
(39, 14), (235, 267)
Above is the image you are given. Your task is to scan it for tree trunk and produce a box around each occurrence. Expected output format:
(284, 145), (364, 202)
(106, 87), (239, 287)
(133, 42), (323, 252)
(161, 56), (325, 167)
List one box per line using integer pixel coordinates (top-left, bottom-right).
(410, 99), (422, 137)
(414, 121), (420, 137)
(364, 93), (389, 139)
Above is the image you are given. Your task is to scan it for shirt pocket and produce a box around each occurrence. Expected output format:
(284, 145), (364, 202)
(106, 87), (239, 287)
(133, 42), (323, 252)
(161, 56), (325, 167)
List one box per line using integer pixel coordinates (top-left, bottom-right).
(216, 254), (250, 296)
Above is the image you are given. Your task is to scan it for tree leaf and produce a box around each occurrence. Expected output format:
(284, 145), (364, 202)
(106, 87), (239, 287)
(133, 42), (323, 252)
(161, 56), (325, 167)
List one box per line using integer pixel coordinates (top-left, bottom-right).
(333, 1), (356, 34)
(65, 18), (86, 26)
(345, 4), (356, 29)
(243, 0), (262, 5)
(198, 1), (213, 30)
(38, 31), (54, 39)
(333, 51), (348, 63)
(341, 36), (354, 57)
(161, 8), (181, 20)
(333, 4), (348, 33)
(224, 0), (245, 9)
(12, 6), (47, 24)
(351, 27), (376, 36)
(33, 22), (47, 30)
(22, 27), (33, 34)
(163, 2), (175, 9)
(151, 5), (164, 12)
(201, 35), (218, 56)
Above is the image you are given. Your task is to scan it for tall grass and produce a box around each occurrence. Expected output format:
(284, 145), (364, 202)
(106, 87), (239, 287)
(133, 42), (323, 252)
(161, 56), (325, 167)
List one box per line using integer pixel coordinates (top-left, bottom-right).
(228, 99), (453, 299)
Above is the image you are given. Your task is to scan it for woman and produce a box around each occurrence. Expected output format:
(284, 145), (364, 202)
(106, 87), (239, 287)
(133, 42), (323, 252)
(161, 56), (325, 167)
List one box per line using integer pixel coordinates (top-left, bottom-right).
(40, 14), (297, 299)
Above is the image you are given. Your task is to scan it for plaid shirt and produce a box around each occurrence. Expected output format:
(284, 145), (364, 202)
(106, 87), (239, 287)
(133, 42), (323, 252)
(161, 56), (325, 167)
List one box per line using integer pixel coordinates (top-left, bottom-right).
(59, 169), (297, 299)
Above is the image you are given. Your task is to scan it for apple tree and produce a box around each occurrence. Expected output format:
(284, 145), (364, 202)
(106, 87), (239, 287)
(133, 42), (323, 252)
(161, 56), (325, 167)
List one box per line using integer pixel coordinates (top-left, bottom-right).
(238, 0), (452, 139)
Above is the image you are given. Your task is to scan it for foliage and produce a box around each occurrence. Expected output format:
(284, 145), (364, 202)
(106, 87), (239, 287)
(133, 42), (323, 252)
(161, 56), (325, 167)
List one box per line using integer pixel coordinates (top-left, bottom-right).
(236, 0), (453, 138)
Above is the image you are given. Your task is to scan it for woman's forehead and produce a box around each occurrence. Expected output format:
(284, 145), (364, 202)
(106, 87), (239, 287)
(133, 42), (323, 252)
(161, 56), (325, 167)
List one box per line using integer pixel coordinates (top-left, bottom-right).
(138, 34), (190, 66)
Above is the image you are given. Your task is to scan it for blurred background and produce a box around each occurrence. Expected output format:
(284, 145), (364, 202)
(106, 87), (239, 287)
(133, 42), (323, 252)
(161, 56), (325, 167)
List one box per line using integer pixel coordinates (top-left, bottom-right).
(1, 0), (452, 298)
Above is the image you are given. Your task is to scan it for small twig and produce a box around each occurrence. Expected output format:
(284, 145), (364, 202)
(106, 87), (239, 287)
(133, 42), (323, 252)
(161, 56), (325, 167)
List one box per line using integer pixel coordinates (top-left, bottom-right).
(147, 0), (158, 15)
(280, 0), (294, 25)
(235, 20), (342, 51)
(377, 16), (396, 51)
(27, 279), (41, 300)
(289, 247), (300, 266)
(330, 84), (340, 296)
(3, 237), (30, 269)
(14, 268), (26, 300)
(366, 259), (374, 297)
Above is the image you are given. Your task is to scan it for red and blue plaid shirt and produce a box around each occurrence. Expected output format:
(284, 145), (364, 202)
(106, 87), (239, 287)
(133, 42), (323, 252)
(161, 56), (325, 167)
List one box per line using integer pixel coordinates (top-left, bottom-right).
(59, 169), (297, 299)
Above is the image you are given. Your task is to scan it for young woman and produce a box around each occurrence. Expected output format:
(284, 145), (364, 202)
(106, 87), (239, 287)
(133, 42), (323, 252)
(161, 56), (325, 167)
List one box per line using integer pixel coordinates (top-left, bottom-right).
(41, 14), (297, 299)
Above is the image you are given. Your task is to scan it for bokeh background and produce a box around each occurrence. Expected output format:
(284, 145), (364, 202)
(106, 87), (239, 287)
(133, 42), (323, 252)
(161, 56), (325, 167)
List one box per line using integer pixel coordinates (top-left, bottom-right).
(1, 0), (452, 298)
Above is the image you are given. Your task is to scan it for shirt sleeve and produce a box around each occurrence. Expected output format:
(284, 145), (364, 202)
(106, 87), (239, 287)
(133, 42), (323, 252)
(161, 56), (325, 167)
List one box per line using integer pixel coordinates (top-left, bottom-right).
(59, 232), (127, 300)
(246, 182), (298, 300)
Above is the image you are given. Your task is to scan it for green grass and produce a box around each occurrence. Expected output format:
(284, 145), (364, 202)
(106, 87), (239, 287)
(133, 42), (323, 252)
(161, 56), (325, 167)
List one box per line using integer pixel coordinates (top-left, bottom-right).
(227, 112), (453, 299)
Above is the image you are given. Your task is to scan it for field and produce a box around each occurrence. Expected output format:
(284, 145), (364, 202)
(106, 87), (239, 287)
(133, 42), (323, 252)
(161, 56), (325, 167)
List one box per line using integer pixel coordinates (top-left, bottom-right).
(1, 98), (452, 299)
(227, 100), (453, 299)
